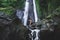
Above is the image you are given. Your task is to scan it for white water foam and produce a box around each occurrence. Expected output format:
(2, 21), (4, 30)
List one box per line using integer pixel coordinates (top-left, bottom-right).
(33, 0), (38, 22)
(31, 29), (40, 40)
(23, 0), (29, 26)
(24, 0), (40, 40)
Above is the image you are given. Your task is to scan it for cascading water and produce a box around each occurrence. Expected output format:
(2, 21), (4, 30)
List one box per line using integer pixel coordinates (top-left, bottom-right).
(33, 0), (38, 22)
(25, 0), (40, 40)
(16, 0), (41, 40)
(31, 29), (40, 40)
(23, 0), (29, 26)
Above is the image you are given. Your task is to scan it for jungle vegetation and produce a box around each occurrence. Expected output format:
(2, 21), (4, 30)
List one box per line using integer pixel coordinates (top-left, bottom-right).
(0, 0), (60, 40)
(0, 0), (60, 18)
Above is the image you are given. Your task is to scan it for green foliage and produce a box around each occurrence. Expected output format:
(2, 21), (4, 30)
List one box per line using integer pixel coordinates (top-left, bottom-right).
(56, 6), (60, 12)
(0, 0), (60, 18)
(0, 7), (14, 15)
(16, 0), (25, 9)
(36, 0), (41, 18)
(0, 0), (25, 15)
(47, 0), (60, 19)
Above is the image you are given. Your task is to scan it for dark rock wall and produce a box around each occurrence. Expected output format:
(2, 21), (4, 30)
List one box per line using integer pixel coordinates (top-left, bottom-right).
(0, 12), (60, 40)
(0, 12), (28, 40)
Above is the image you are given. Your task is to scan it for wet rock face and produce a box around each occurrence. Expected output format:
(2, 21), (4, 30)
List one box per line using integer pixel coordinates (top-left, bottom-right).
(40, 15), (60, 40)
(0, 12), (14, 40)
(0, 12), (12, 26)
(0, 11), (60, 40)
(0, 11), (29, 40)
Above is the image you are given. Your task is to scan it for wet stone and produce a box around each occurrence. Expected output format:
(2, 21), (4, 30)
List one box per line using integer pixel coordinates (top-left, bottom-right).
(0, 11), (12, 26)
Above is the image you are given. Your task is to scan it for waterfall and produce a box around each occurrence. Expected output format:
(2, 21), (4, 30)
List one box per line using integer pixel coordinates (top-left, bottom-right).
(31, 29), (40, 40)
(23, 0), (40, 40)
(23, 0), (29, 26)
(33, 0), (38, 22)
(16, 0), (41, 40)
(16, 0), (29, 26)
(23, 0), (38, 26)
